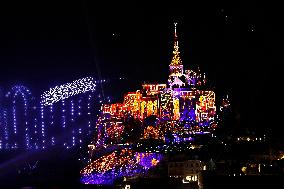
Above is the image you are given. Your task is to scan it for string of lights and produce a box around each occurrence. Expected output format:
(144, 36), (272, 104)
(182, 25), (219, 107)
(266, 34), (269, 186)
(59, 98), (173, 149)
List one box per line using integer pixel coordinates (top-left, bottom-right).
(5, 86), (32, 149)
(80, 148), (163, 185)
(41, 77), (96, 106)
(0, 80), (109, 150)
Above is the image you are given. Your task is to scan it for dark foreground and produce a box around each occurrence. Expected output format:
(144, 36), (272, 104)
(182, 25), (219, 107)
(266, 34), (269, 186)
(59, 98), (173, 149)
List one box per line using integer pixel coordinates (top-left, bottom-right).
(1, 173), (283, 189)
(1, 149), (283, 189)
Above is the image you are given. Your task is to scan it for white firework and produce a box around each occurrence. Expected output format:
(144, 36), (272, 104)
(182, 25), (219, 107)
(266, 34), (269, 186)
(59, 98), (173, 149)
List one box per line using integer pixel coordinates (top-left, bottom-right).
(41, 77), (96, 106)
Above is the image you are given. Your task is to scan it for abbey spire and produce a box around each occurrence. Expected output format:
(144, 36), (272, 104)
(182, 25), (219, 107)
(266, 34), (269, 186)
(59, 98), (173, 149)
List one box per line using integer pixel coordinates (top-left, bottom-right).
(170, 22), (183, 66)
(168, 22), (184, 88)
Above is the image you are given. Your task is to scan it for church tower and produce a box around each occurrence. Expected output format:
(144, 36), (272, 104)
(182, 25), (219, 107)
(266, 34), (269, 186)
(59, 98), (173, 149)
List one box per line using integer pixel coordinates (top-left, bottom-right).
(168, 23), (185, 88)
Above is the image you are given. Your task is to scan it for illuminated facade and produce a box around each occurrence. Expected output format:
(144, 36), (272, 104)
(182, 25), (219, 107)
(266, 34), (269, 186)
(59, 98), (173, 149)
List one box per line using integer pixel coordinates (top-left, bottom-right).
(81, 23), (218, 185)
(96, 23), (217, 145)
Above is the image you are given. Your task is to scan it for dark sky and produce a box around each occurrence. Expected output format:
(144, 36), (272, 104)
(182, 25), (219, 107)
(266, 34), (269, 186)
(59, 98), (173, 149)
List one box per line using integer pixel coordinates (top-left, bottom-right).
(0, 1), (282, 133)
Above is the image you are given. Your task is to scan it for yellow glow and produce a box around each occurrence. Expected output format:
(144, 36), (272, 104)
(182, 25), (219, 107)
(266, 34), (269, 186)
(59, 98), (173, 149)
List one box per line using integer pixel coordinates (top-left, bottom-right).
(173, 98), (180, 120)
(143, 126), (160, 140)
(147, 101), (153, 116)
(141, 101), (146, 118)
(185, 175), (197, 182)
(153, 100), (158, 115)
(151, 158), (159, 166)
(241, 166), (247, 174)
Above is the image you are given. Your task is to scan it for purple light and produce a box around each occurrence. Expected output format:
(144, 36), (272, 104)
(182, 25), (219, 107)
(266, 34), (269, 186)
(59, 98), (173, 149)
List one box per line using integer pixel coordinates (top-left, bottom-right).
(80, 150), (163, 185)
(0, 80), (105, 150)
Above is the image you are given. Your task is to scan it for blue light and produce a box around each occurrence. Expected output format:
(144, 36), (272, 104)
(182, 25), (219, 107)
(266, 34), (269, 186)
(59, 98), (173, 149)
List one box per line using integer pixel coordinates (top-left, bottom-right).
(0, 80), (105, 150)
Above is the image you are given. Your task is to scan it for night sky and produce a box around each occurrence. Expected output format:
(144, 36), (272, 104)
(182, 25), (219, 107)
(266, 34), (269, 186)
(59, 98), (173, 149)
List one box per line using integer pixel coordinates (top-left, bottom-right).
(0, 1), (282, 136)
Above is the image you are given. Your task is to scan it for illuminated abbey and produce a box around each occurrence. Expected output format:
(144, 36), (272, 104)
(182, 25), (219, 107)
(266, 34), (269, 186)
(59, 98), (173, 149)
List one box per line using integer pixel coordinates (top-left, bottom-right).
(95, 23), (217, 145)
(80, 23), (219, 185)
